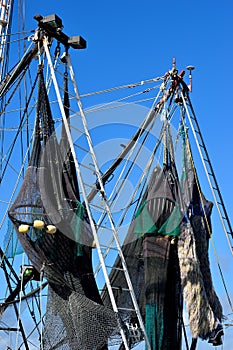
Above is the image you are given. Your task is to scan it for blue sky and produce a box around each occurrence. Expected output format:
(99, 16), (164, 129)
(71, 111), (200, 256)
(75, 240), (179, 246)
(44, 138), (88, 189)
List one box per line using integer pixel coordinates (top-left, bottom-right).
(25, 0), (233, 218)
(0, 1), (233, 349)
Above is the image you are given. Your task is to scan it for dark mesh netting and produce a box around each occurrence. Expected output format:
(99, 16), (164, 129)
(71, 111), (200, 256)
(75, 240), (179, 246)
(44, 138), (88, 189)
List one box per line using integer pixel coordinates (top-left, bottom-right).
(43, 284), (119, 350)
(103, 160), (183, 349)
(139, 161), (182, 350)
(134, 161), (182, 238)
(101, 168), (162, 321)
(8, 68), (119, 349)
(60, 71), (80, 204)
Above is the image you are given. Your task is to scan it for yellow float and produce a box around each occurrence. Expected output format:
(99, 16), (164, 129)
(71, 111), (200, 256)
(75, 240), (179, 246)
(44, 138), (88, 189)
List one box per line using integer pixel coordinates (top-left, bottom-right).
(33, 220), (45, 229)
(46, 225), (57, 234)
(18, 224), (30, 233)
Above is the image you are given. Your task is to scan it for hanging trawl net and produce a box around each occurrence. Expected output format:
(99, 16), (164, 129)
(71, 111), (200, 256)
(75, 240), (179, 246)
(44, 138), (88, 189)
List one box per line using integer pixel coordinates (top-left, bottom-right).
(103, 127), (183, 349)
(8, 67), (119, 349)
(101, 168), (163, 314)
(138, 162), (182, 350)
(177, 135), (223, 342)
(60, 71), (80, 204)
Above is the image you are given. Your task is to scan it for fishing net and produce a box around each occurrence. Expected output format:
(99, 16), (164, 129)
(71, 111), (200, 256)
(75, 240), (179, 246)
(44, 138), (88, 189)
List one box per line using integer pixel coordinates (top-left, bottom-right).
(139, 161), (182, 350)
(177, 136), (223, 340)
(8, 67), (119, 349)
(103, 141), (183, 350)
(3, 220), (23, 258)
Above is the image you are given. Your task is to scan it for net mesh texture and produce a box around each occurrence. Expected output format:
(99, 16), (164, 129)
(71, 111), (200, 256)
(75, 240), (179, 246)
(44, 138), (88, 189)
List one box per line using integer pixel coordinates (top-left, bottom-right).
(8, 68), (119, 350)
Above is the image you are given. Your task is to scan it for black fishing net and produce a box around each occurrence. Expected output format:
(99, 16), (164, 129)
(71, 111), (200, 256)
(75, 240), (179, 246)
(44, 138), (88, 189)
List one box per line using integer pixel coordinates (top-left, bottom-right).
(136, 157), (182, 350)
(8, 68), (119, 349)
(103, 143), (183, 350)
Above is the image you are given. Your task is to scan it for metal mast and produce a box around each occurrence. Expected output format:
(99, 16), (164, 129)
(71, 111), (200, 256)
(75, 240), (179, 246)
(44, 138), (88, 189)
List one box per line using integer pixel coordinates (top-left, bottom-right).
(0, 0), (14, 81)
(180, 81), (233, 256)
(41, 27), (152, 350)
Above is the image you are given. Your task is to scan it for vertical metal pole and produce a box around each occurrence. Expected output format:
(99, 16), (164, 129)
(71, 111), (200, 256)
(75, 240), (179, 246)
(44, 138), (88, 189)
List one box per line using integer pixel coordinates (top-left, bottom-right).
(43, 37), (131, 349)
(2, 260), (30, 350)
(0, 0), (14, 80)
(181, 91), (233, 256)
(67, 53), (152, 350)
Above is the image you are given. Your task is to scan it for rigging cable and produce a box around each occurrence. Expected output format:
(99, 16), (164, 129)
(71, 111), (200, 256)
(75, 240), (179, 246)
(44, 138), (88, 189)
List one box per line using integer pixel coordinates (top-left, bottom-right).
(0, 70), (39, 184)
(95, 107), (176, 276)
(96, 85), (164, 214)
(1, 252), (29, 350)
(86, 73), (173, 203)
(80, 76), (164, 98)
(92, 82), (171, 236)
(83, 85), (160, 115)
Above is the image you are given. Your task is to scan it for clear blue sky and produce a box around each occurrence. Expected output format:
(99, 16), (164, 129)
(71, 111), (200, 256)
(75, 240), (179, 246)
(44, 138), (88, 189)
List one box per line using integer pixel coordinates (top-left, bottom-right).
(1, 1), (233, 349)
(25, 0), (233, 219)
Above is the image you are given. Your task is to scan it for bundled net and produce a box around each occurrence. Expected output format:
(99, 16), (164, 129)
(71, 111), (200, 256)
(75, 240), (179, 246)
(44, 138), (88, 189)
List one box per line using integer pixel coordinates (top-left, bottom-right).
(177, 133), (223, 341)
(8, 67), (119, 349)
(103, 128), (183, 350)
(135, 141), (183, 350)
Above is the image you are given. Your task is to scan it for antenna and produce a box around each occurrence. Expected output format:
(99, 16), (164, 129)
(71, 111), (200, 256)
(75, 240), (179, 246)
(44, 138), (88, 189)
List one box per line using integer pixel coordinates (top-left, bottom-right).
(186, 65), (195, 92)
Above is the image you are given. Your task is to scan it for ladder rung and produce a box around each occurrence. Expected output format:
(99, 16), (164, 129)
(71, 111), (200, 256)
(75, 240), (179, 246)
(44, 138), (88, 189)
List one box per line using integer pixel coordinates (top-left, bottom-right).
(73, 143), (90, 154)
(112, 286), (130, 291)
(106, 266), (124, 271)
(100, 244), (119, 251)
(83, 182), (96, 189)
(97, 224), (114, 231)
(118, 307), (135, 312)
(89, 203), (109, 211)
(80, 162), (97, 173)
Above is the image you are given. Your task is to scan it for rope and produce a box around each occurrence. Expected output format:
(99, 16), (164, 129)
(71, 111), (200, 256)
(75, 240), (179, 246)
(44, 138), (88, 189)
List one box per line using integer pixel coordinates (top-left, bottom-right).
(0, 70), (39, 183)
(0, 29), (35, 37)
(84, 85), (160, 115)
(93, 85), (167, 225)
(80, 76), (164, 98)
(95, 107), (176, 276)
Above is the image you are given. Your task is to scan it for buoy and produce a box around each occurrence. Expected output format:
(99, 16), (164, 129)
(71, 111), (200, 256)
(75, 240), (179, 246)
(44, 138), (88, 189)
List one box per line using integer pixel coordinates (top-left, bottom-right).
(33, 220), (45, 229)
(18, 224), (30, 233)
(46, 225), (57, 234)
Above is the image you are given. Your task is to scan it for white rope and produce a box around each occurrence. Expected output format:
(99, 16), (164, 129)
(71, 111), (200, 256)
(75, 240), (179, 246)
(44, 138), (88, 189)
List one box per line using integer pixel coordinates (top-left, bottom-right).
(80, 76), (164, 98)
(83, 85), (160, 115)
